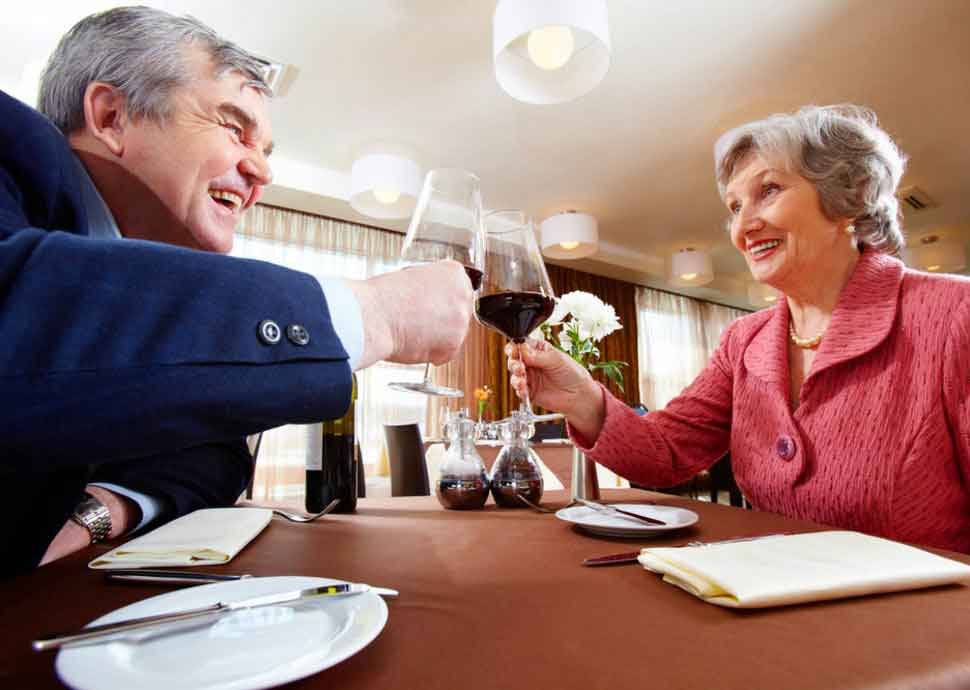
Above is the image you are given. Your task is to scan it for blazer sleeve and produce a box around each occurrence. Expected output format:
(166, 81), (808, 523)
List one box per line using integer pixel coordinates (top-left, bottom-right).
(0, 173), (353, 471)
(569, 321), (737, 487)
(90, 440), (256, 526)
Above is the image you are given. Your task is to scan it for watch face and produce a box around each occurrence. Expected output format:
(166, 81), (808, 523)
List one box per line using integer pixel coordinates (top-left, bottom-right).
(72, 493), (112, 543)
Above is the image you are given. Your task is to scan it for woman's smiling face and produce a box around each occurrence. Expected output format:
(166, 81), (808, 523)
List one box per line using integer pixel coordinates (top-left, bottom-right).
(724, 152), (848, 289)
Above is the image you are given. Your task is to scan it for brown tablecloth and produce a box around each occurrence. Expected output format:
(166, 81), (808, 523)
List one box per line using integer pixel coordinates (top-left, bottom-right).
(5, 490), (970, 690)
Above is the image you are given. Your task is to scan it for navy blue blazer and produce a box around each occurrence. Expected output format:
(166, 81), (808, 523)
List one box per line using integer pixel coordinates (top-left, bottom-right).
(0, 90), (353, 573)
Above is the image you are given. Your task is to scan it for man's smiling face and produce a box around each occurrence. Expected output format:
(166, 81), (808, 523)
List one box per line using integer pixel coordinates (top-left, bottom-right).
(116, 48), (273, 253)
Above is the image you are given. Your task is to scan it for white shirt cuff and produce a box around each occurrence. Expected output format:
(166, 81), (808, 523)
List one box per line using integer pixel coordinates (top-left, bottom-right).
(89, 482), (166, 535)
(317, 277), (363, 371)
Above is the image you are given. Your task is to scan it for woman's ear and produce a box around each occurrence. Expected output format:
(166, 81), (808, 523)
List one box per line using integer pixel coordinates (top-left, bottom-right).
(81, 82), (128, 156)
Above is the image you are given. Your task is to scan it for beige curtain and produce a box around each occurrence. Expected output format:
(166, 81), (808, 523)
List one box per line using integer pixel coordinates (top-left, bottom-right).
(636, 287), (749, 409)
(232, 204), (428, 500)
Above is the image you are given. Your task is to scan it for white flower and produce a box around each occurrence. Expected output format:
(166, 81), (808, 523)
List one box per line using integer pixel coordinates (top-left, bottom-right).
(555, 291), (620, 343)
(587, 304), (622, 341)
(559, 291), (604, 325)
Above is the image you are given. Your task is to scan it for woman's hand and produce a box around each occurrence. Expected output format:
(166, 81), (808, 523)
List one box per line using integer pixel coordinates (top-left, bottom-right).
(506, 339), (606, 441)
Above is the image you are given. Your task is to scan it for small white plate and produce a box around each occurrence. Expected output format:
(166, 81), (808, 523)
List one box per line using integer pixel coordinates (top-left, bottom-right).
(55, 576), (388, 690)
(556, 503), (699, 538)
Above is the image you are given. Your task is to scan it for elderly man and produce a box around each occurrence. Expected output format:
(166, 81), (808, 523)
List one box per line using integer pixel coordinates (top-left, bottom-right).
(0, 7), (473, 573)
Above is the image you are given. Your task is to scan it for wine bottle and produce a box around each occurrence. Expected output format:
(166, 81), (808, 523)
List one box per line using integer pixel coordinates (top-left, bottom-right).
(305, 375), (358, 513)
(304, 419), (330, 513)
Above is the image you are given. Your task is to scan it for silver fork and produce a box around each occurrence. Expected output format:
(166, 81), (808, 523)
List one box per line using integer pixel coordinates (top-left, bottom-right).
(516, 493), (569, 513)
(271, 498), (341, 523)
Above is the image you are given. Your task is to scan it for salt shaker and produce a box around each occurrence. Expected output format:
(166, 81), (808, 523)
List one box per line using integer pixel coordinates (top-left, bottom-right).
(436, 410), (490, 510)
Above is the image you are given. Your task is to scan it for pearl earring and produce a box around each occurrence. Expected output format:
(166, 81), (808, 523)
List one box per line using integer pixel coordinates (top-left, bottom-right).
(845, 224), (855, 236)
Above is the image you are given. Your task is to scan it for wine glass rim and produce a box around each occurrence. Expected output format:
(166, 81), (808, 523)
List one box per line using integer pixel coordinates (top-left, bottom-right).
(484, 208), (532, 234)
(425, 167), (481, 185)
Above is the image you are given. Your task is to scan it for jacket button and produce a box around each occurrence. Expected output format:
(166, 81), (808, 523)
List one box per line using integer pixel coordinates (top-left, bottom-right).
(286, 324), (310, 346)
(257, 319), (281, 345)
(776, 435), (796, 461)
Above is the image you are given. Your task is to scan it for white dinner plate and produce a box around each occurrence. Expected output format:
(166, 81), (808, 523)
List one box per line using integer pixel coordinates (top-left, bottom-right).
(555, 503), (699, 538)
(56, 576), (388, 690)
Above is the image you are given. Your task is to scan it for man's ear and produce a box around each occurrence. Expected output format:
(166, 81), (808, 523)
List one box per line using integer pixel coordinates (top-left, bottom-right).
(81, 82), (128, 156)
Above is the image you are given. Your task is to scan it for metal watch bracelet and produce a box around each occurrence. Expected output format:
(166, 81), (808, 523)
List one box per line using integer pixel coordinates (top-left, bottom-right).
(70, 492), (112, 543)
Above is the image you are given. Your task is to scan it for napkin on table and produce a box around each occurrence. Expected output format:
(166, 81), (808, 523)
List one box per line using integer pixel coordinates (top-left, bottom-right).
(89, 507), (272, 569)
(638, 530), (970, 608)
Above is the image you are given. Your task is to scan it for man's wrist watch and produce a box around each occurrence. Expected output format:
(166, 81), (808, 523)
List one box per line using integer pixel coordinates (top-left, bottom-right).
(71, 492), (112, 544)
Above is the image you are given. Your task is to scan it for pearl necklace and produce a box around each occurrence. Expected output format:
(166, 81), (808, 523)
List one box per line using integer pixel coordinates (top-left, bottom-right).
(789, 320), (824, 349)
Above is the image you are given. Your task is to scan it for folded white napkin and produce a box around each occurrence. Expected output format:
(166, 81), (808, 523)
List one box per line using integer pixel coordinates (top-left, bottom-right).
(638, 531), (970, 608)
(89, 507), (272, 569)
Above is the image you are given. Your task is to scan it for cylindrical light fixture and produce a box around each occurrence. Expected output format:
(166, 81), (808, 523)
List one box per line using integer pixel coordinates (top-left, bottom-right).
(669, 248), (714, 287)
(902, 234), (967, 274)
(349, 153), (422, 219)
(493, 0), (611, 105)
(747, 282), (781, 308)
(540, 210), (598, 259)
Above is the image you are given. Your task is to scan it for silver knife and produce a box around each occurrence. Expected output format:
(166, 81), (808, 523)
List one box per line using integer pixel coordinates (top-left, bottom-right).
(33, 583), (398, 652)
(574, 497), (667, 526)
(105, 569), (252, 585)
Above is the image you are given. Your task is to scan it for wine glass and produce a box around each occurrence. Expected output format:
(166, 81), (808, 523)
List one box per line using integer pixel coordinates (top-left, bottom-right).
(388, 169), (485, 397)
(477, 210), (562, 422)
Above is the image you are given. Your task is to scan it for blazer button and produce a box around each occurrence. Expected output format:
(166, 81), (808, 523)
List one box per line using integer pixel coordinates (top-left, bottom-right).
(257, 319), (282, 345)
(286, 324), (310, 346)
(776, 434), (796, 461)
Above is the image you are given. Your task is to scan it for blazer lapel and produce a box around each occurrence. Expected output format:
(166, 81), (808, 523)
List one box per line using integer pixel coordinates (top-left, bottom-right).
(806, 249), (904, 381)
(743, 298), (791, 394)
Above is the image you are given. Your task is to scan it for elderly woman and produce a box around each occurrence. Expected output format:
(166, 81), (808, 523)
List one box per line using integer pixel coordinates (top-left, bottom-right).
(509, 105), (970, 552)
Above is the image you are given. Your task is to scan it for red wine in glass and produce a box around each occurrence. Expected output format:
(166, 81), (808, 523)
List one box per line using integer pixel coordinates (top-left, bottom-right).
(479, 210), (562, 423)
(464, 265), (484, 291)
(474, 291), (555, 342)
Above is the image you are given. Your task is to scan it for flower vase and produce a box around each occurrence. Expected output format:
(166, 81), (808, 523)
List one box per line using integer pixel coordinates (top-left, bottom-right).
(570, 445), (600, 501)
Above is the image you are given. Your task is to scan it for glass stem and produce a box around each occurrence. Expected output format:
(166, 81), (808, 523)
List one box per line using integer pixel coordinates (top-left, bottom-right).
(518, 341), (534, 417)
(422, 362), (432, 384)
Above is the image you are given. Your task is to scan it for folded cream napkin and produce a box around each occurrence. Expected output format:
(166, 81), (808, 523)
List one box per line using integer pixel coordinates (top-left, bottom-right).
(89, 507), (272, 569)
(638, 531), (970, 608)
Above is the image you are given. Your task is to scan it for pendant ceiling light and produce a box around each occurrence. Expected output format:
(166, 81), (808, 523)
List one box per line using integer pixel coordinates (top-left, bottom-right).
(493, 0), (611, 105)
(349, 153), (422, 220)
(540, 210), (598, 259)
(902, 234), (967, 274)
(669, 248), (714, 287)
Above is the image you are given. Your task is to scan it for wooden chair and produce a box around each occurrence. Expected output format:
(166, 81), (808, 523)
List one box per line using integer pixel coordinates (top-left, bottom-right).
(383, 423), (431, 497)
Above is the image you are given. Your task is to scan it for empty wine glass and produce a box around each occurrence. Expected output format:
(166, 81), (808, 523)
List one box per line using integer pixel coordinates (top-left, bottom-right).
(389, 169), (485, 397)
(477, 210), (562, 422)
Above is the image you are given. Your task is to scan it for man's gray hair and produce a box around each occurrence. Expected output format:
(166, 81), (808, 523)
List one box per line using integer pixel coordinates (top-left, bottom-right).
(714, 104), (907, 256)
(39, 5), (270, 134)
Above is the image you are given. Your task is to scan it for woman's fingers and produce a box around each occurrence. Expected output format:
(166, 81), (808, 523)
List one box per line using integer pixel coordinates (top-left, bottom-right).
(510, 373), (527, 396)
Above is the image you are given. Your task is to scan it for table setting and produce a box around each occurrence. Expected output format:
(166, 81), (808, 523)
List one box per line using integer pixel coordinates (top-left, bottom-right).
(8, 487), (970, 690)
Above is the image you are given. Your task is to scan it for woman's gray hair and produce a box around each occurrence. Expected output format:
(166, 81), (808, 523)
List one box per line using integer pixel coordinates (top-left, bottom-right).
(714, 104), (907, 256)
(38, 5), (270, 134)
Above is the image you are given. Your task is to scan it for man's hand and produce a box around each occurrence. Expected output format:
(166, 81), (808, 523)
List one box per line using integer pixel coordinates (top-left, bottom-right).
(349, 260), (474, 370)
(39, 485), (140, 566)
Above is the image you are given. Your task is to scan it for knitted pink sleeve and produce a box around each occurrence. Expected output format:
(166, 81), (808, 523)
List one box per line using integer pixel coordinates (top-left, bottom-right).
(943, 295), (970, 484)
(567, 322), (737, 487)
